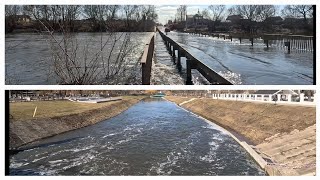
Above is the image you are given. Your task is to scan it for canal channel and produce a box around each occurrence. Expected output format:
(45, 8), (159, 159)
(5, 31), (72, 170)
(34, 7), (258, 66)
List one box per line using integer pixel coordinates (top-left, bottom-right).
(10, 98), (265, 175)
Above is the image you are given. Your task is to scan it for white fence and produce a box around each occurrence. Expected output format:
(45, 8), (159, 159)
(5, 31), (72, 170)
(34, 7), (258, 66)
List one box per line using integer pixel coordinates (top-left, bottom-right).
(212, 93), (316, 106)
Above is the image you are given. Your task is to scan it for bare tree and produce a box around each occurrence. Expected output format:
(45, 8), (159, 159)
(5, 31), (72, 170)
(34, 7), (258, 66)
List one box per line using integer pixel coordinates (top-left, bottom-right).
(208, 5), (226, 22)
(257, 5), (277, 21)
(208, 5), (226, 32)
(5, 5), (22, 33)
(227, 5), (276, 22)
(231, 5), (261, 21)
(201, 9), (210, 20)
(282, 5), (313, 22)
(106, 5), (120, 20)
(123, 5), (139, 29)
(25, 5), (142, 84)
(82, 5), (99, 20)
(176, 5), (187, 22)
(5, 5), (21, 16)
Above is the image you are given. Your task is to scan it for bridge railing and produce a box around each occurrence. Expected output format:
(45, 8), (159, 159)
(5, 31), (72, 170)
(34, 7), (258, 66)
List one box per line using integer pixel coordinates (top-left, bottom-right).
(157, 28), (232, 85)
(212, 93), (316, 106)
(141, 33), (155, 85)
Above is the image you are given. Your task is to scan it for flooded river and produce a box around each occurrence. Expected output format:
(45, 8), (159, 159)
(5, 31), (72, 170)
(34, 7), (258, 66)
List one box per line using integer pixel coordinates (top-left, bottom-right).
(5, 32), (150, 85)
(10, 98), (265, 175)
(6, 30), (313, 85)
(158, 29), (313, 85)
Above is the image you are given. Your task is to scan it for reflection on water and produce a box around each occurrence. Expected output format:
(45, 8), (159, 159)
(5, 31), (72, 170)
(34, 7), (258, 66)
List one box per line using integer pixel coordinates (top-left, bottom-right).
(10, 98), (265, 175)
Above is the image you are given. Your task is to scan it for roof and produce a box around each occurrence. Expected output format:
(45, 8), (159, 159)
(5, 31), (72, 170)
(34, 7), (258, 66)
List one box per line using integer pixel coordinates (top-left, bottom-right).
(265, 16), (283, 21)
(254, 90), (298, 95)
(226, 15), (243, 21)
(253, 90), (279, 95)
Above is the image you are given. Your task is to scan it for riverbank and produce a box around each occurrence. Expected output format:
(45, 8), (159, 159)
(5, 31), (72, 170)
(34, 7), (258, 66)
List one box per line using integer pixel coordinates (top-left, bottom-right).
(165, 96), (316, 176)
(9, 96), (145, 149)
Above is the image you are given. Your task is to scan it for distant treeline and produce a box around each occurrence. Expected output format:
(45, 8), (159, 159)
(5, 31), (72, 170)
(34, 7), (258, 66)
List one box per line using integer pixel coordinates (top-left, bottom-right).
(169, 5), (314, 35)
(5, 5), (158, 33)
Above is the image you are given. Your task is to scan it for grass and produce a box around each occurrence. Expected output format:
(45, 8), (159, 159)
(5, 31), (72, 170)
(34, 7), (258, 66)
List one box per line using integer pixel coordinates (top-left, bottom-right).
(10, 96), (144, 121)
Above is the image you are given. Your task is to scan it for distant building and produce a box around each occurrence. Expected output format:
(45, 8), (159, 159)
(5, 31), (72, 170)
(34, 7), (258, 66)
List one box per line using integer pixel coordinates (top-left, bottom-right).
(15, 15), (31, 23)
(226, 15), (243, 23)
(185, 9), (208, 29)
(264, 16), (283, 25)
(253, 90), (298, 96)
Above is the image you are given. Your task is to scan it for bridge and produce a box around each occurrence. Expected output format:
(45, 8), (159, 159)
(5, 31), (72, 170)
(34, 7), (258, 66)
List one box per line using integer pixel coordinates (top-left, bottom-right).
(140, 27), (314, 85)
(141, 28), (232, 85)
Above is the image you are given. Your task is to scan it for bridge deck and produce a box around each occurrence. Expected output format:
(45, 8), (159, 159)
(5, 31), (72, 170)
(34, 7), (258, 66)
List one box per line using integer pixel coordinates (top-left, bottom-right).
(150, 33), (184, 85)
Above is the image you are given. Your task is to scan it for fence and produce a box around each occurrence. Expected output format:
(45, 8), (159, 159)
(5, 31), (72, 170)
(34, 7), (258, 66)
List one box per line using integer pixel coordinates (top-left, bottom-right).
(141, 33), (155, 85)
(212, 93), (316, 106)
(157, 28), (232, 85)
(187, 30), (314, 53)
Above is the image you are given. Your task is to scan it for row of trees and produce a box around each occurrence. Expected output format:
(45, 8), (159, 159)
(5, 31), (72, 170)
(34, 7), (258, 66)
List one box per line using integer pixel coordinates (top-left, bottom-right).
(6, 5), (159, 85)
(6, 5), (158, 32)
(173, 5), (313, 33)
(175, 5), (313, 23)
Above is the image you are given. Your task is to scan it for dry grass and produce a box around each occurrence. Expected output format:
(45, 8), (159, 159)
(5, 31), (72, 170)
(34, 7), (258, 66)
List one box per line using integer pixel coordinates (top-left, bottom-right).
(166, 96), (316, 144)
(10, 96), (143, 121)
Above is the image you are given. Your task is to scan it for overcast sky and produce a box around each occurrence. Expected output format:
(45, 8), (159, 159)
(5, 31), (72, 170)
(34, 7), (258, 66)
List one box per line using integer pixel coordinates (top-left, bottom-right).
(156, 5), (284, 25)
(156, 5), (209, 24)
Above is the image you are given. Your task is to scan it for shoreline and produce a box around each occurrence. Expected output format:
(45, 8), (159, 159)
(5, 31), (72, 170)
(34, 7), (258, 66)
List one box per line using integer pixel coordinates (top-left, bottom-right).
(163, 97), (269, 175)
(164, 96), (316, 176)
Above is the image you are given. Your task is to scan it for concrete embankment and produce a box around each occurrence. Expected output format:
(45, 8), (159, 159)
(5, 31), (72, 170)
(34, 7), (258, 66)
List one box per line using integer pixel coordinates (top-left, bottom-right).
(10, 97), (145, 149)
(165, 96), (316, 176)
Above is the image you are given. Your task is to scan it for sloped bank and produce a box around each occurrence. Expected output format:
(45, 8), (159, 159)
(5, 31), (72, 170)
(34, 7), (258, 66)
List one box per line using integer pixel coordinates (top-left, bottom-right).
(9, 97), (145, 149)
(166, 97), (315, 145)
(165, 96), (316, 175)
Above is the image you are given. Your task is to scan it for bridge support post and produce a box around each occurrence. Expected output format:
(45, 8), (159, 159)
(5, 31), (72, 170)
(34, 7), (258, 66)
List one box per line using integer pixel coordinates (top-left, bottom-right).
(264, 40), (269, 49)
(186, 59), (193, 85)
(172, 46), (176, 58)
(177, 50), (182, 72)
(285, 41), (291, 54)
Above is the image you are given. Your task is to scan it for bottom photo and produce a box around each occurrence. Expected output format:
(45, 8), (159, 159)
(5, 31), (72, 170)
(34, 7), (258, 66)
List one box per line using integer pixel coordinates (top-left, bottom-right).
(6, 90), (316, 176)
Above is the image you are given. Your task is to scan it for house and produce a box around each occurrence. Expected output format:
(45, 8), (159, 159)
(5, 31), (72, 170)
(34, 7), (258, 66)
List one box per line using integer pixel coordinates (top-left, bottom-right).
(185, 10), (208, 30)
(264, 16), (283, 25)
(13, 15), (31, 24)
(226, 15), (243, 23)
(254, 90), (299, 101)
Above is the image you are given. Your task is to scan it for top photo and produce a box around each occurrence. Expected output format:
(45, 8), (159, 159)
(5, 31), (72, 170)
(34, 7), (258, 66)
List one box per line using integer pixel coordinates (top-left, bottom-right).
(5, 5), (315, 85)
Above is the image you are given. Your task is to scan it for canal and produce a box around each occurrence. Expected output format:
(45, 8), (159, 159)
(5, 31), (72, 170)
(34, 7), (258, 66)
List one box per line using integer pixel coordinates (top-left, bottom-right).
(161, 29), (313, 85)
(10, 98), (265, 175)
